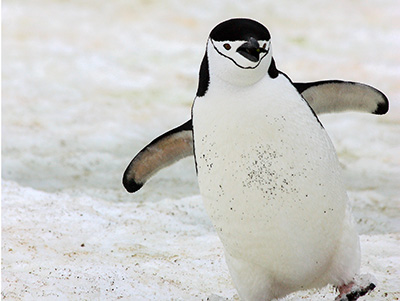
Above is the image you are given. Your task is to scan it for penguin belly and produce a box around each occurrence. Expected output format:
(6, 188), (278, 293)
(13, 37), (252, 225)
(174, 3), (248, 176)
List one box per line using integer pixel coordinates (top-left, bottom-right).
(192, 76), (360, 299)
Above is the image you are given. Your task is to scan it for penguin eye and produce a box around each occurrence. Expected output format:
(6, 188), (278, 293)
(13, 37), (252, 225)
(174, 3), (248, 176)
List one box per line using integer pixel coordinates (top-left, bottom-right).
(262, 43), (267, 49)
(223, 43), (231, 50)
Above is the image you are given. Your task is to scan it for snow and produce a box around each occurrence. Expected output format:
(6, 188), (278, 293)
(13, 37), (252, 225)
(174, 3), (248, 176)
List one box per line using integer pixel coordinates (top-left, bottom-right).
(2, 0), (399, 299)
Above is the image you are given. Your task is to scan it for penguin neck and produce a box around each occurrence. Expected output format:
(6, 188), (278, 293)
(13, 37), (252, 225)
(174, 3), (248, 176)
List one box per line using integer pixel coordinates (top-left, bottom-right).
(196, 52), (279, 97)
(268, 58), (279, 79)
(196, 53), (210, 97)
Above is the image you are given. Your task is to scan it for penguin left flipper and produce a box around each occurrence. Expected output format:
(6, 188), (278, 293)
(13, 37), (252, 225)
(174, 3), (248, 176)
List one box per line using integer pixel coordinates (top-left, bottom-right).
(294, 80), (389, 115)
(122, 120), (193, 193)
(122, 80), (388, 193)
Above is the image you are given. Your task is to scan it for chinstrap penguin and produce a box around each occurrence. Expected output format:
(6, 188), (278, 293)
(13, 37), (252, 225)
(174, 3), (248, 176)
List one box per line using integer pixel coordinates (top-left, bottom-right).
(123, 18), (389, 300)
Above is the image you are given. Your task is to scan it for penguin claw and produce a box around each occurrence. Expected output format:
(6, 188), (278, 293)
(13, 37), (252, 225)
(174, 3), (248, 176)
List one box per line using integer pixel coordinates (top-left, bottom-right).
(335, 274), (376, 301)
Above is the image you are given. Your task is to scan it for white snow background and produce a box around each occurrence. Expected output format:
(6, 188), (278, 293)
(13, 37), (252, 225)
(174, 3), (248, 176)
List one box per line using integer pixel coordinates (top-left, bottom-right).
(2, 0), (400, 300)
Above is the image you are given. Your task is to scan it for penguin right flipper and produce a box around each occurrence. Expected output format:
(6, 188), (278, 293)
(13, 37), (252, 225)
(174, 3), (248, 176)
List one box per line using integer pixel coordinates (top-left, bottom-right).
(122, 120), (193, 193)
(294, 80), (389, 115)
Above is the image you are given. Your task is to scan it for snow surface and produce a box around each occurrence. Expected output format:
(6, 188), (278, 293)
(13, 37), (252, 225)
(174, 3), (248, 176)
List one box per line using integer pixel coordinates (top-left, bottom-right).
(2, 0), (400, 300)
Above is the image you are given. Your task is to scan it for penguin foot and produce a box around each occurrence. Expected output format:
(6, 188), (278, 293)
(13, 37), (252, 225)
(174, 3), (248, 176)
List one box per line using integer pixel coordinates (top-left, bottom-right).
(335, 274), (376, 301)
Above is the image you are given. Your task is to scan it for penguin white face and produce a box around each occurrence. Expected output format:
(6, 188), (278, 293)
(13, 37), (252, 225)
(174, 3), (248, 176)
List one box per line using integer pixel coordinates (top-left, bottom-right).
(210, 39), (271, 70)
(206, 18), (274, 87)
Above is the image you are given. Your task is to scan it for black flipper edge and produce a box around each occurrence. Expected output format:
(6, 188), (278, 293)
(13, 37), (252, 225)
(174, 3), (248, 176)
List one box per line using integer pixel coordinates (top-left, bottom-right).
(122, 120), (193, 193)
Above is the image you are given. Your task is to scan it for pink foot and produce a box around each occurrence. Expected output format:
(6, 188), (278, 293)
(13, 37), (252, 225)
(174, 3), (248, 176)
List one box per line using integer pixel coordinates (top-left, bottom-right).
(335, 274), (376, 301)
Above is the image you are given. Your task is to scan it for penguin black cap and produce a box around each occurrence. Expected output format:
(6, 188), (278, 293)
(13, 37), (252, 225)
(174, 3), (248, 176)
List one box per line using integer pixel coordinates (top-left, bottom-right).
(210, 18), (271, 42)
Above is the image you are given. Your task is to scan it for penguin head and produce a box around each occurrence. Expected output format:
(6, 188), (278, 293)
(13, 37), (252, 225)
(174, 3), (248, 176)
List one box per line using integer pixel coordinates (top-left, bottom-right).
(205, 18), (276, 87)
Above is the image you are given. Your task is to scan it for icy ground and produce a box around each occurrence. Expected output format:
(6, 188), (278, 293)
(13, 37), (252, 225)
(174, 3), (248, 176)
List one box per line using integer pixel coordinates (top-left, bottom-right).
(2, 0), (400, 300)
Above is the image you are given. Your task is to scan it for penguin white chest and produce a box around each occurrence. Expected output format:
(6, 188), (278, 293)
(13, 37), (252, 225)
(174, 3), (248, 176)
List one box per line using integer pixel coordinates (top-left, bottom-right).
(193, 75), (349, 277)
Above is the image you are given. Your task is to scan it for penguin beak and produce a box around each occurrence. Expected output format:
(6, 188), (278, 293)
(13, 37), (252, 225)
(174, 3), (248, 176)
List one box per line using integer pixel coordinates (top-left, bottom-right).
(237, 37), (267, 62)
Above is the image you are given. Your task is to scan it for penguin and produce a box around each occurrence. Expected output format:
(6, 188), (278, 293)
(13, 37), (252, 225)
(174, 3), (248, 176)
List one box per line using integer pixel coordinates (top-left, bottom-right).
(123, 18), (389, 300)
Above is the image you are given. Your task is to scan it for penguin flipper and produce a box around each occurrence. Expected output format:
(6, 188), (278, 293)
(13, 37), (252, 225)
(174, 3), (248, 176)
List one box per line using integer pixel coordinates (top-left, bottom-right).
(294, 80), (389, 115)
(122, 120), (193, 193)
